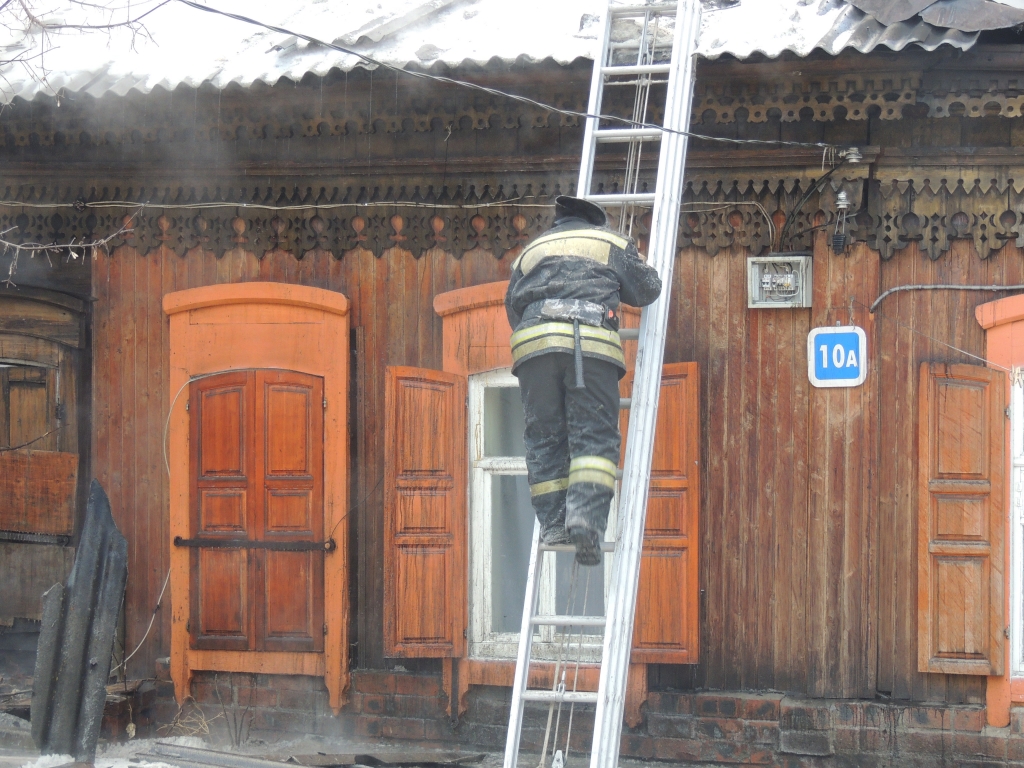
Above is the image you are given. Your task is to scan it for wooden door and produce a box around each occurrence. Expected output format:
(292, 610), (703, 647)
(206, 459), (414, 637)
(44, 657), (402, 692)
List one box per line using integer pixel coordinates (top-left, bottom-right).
(189, 369), (325, 653)
(918, 362), (1005, 675)
(622, 363), (701, 664)
(383, 367), (467, 657)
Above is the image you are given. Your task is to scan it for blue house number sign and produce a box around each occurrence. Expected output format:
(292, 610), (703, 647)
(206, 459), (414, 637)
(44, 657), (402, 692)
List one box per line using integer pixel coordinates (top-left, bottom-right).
(807, 326), (867, 388)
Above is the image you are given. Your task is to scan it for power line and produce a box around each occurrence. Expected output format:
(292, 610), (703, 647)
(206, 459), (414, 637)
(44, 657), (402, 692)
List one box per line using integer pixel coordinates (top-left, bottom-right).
(174, 0), (843, 153)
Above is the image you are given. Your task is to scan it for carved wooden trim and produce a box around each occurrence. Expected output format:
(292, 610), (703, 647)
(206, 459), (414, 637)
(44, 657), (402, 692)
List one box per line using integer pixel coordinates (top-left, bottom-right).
(8, 170), (1024, 268)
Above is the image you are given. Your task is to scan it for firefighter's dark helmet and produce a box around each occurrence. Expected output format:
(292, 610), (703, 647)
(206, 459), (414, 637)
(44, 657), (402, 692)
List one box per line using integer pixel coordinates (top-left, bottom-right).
(554, 195), (607, 227)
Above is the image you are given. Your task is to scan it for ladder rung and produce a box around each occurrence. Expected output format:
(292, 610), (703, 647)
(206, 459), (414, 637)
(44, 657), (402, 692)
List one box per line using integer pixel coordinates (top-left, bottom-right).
(530, 615), (607, 627)
(609, 3), (677, 16)
(619, 397), (631, 410)
(602, 64), (672, 76)
(584, 193), (656, 205)
(619, 328), (640, 341)
(539, 541), (616, 553)
(595, 128), (663, 143)
(520, 690), (600, 705)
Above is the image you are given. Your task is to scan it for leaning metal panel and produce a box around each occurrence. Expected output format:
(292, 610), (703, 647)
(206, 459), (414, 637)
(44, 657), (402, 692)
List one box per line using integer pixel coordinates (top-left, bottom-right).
(31, 480), (128, 762)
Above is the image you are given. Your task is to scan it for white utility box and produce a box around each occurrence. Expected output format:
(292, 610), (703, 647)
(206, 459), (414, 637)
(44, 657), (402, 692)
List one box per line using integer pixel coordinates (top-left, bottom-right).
(747, 253), (813, 309)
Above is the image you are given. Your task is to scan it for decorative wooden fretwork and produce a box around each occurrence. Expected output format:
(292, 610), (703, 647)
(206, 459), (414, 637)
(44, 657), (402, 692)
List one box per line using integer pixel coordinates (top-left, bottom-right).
(8, 171), (1024, 274)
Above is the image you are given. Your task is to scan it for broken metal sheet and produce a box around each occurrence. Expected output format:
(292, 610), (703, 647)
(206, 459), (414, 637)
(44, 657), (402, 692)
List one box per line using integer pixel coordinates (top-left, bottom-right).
(147, 744), (484, 768)
(698, 0), (977, 59)
(921, 0), (1024, 30)
(148, 743), (292, 768)
(845, 0), (935, 25)
(30, 481), (128, 763)
(287, 753), (485, 767)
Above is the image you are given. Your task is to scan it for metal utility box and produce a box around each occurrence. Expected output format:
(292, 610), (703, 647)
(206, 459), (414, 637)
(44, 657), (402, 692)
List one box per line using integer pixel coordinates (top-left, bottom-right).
(747, 253), (813, 309)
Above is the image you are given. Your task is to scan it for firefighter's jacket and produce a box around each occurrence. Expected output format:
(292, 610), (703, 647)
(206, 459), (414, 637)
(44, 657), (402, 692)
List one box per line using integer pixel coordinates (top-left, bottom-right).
(505, 217), (663, 376)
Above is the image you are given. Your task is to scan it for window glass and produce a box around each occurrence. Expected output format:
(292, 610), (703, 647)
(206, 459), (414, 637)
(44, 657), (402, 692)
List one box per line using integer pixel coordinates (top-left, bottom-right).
(470, 371), (608, 660)
(490, 474), (533, 633)
(484, 387), (526, 457)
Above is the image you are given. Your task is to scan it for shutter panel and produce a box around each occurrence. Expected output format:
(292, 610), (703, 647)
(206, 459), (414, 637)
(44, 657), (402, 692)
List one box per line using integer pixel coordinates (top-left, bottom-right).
(190, 371), (255, 651)
(622, 363), (701, 664)
(256, 370), (325, 653)
(384, 367), (467, 657)
(918, 362), (1005, 675)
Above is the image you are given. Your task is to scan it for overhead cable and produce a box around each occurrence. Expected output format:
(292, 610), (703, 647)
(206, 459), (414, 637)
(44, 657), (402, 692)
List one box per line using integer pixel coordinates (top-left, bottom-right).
(174, 0), (843, 153)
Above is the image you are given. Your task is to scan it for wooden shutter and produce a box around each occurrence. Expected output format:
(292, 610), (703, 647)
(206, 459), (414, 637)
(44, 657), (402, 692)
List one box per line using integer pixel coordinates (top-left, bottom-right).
(189, 369), (326, 653)
(622, 363), (701, 664)
(384, 367), (467, 657)
(918, 362), (1005, 675)
(256, 370), (325, 653)
(190, 371), (255, 651)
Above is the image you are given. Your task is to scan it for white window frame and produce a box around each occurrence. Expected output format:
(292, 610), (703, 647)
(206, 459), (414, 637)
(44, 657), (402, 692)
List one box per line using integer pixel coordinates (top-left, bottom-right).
(467, 368), (615, 661)
(1012, 376), (1024, 676)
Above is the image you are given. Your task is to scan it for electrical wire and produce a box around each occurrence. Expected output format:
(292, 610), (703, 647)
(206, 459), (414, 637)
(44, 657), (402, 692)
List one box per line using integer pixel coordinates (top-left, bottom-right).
(852, 298), (1013, 373)
(776, 163), (847, 250)
(869, 283), (1024, 313)
(174, 0), (840, 153)
(113, 568), (170, 676)
(0, 199), (555, 211)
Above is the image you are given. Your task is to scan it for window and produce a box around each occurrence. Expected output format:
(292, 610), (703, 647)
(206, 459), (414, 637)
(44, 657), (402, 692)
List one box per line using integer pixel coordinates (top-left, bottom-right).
(467, 369), (613, 660)
(0, 362), (57, 450)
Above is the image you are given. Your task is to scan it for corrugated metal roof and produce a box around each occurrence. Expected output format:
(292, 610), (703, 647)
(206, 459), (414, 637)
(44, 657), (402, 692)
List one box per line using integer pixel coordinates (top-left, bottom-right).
(0, 0), (988, 103)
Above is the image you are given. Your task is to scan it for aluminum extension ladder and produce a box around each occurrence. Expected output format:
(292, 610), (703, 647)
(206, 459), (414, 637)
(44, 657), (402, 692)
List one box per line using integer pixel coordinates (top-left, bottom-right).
(503, 2), (701, 767)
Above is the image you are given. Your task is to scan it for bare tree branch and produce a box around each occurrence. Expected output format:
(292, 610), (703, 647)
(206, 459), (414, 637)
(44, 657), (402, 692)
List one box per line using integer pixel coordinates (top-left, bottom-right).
(0, 0), (169, 100)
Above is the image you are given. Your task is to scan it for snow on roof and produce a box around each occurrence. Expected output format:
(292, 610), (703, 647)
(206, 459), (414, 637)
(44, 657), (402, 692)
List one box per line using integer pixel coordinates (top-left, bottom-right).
(0, 0), (981, 104)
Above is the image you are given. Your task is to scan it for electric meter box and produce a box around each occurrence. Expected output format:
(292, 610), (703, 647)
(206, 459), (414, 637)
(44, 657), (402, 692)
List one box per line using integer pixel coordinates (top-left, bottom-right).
(747, 253), (813, 309)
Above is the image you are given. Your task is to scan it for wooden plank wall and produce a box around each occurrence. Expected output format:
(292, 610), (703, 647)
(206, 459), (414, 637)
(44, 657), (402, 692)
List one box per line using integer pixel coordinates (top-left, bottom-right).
(661, 232), (1008, 704)
(872, 238), (1005, 703)
(92, 239), (511, 678)
(95, 223), (1008, 703)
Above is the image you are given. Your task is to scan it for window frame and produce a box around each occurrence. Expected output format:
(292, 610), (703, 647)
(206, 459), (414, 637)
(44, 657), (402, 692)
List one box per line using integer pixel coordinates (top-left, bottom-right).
(467, 368), (613, 661)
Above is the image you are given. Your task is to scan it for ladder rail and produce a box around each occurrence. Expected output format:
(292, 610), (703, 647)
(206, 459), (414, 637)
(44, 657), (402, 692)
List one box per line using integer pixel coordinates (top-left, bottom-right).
(588, 3), (702, 766)
(503, 3), (702, 766)
(576, 6), (615, 199)
(503, 521), (545, 768)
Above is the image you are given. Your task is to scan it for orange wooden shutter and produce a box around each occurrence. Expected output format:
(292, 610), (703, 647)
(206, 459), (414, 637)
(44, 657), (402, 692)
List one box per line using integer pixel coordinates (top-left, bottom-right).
(189, 369), (327, 654)
(190, 370), (256, 651)
(621, 363), (700, 664)
(918, 362), (1005, 675)
(256, 370), (325, 653)
(384, 367), (467, 657)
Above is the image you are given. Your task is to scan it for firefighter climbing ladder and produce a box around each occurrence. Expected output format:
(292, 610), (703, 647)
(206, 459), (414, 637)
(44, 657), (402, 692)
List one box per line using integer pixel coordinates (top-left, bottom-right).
(503, 2), (701, 766)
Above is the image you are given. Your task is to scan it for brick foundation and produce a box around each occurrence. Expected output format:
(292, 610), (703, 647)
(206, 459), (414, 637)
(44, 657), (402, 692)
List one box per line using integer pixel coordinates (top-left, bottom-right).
(175, 671), (1024, 766)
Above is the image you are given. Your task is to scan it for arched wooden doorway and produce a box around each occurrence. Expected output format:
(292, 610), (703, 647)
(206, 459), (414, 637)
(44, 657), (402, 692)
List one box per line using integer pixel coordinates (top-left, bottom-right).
(164, 282), (350, 712)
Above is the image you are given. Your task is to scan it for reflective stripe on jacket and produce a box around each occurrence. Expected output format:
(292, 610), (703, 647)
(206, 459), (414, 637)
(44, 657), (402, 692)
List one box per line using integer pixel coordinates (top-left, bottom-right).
(510, 321), (625, 371)
(505, 217), (663, 376)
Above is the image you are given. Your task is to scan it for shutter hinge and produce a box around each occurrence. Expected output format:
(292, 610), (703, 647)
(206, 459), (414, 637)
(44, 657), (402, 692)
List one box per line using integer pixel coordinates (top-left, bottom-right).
(1006, 406), (1012, 419)
(323, 397), (328, 409)
(324, 623), (329, 636)
(185, 400), (190, 411)
(1006, 626), (1011, 639)
(186, 620), (190, 632)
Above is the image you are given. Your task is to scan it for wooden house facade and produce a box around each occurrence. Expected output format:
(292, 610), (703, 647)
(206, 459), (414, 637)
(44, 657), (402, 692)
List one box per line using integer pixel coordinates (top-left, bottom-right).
(8, 11), (1024, 759)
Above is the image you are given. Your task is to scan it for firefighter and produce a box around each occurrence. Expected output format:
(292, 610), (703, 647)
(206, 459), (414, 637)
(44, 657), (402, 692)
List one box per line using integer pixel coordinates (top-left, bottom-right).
(505, 196), (662, 566)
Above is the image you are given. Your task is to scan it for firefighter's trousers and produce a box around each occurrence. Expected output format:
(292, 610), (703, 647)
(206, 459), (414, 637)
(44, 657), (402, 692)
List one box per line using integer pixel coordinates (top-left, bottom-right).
(515, 352), (621, 540)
